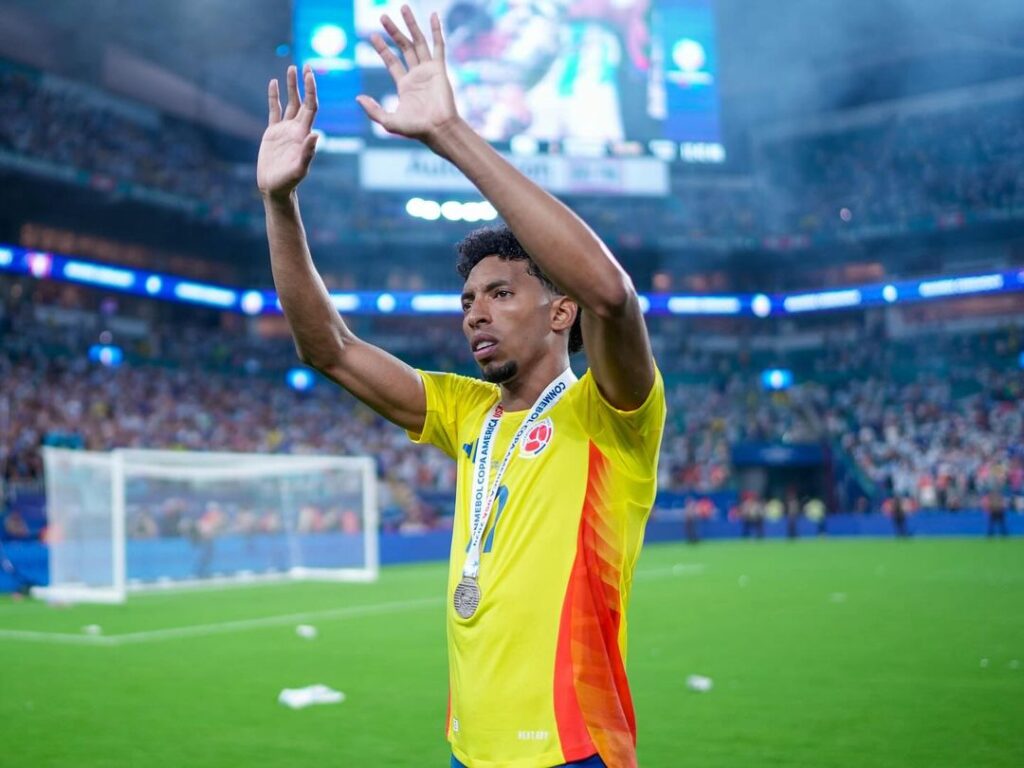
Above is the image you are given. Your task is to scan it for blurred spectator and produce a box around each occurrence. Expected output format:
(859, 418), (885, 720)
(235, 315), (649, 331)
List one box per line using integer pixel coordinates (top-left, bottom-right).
(983, 488), (1009, 538)
(2, 508), (30, 540)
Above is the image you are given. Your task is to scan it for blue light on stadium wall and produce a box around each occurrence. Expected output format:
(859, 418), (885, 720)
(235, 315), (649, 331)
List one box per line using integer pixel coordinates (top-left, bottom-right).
(173, 281), (238, 308)
(63, 260), (136, 289)
(751, 294), (773, 318)
(286, 367), (315, 392)
(761, 369), (793, 391)
(88, 344), (124, 368)
(240, 290), (266, 316)
(1019, 351), (1024, 370)
(783, 289), (862, 313)
(3, 243), (1024, 320)
(27, 251), (53, 279)
(667, 296), (741, 315)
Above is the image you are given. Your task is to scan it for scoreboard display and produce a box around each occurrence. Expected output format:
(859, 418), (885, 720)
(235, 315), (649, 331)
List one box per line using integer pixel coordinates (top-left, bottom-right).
(294, 0), (723, 163)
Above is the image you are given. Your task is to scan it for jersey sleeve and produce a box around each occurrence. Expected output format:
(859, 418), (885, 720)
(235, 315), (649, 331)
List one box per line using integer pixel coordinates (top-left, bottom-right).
(406, 370), (497, 460)
(574, 365), (667, 479)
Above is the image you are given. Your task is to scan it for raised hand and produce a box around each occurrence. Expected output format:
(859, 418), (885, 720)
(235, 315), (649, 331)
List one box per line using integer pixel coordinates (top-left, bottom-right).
(257, 64), (319, 199)
(356, 6), (459, 144)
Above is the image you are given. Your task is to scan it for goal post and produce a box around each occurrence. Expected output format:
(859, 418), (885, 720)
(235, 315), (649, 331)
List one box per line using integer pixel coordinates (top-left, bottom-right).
(36, 448), (379, 604)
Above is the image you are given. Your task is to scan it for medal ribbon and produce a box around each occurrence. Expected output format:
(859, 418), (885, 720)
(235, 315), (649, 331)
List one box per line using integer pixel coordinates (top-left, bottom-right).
(462, 367), (577, 580)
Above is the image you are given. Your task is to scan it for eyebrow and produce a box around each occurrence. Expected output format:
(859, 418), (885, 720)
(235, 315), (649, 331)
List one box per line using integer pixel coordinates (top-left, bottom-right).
(461, 279), (513, 302)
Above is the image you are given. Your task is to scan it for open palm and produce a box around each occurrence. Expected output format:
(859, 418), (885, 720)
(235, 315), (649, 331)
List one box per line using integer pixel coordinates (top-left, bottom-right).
(356, 7), (459, 142)
(257, 65), (319, 198)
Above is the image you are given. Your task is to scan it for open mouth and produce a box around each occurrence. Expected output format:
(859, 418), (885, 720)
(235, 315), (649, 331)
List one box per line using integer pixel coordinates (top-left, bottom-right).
(472, 338), (498, 361)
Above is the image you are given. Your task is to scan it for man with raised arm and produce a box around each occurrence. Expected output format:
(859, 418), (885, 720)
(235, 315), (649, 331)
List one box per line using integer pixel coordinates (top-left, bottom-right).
(257, 7), (665, 767)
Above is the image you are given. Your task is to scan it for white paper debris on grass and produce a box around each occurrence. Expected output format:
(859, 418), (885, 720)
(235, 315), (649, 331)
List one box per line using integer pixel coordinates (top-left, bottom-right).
(686, 674), (713, 693)
(278, 684), (345, 710)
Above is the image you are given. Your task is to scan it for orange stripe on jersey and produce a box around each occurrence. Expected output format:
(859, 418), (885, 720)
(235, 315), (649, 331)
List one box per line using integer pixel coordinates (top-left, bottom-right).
(554, 443), (637, 767)
(445, 688), (451, 739)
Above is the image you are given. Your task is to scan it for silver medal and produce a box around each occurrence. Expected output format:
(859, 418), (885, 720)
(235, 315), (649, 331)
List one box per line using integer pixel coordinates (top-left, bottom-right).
(453, 576), (481, 619)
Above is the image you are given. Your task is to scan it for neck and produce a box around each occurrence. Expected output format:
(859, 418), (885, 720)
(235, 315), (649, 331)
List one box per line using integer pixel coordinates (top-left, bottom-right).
(499, 352), (571, 411)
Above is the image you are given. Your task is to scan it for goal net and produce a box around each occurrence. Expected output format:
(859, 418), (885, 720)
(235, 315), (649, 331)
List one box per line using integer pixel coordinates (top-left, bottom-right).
(36, 448), (378, 603)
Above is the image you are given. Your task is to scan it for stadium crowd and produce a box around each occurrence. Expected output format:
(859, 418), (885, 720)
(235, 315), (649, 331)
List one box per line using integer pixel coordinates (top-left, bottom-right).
(3, 59), (1023, 249)
(760, 100), (1024, 237)
(0, 65), (259, 223)
(1, 58), (1023, 537)
(3, 279), (1022, 536)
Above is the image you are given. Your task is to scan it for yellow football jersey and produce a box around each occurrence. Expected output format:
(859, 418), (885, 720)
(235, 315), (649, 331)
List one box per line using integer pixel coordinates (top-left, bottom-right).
(409, 367), (666, 768)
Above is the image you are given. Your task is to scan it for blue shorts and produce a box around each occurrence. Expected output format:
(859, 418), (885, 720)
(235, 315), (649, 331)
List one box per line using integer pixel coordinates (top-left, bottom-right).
(451, 754), (605, 767)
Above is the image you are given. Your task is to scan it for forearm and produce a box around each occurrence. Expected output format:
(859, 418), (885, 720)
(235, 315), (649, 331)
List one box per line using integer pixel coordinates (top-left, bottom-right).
(429, 119), (634, 316)
(264, 192), (354, 367)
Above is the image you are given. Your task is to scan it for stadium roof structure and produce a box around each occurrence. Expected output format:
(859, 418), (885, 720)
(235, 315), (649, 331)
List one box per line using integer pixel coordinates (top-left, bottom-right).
(2, 0), (1023, 138)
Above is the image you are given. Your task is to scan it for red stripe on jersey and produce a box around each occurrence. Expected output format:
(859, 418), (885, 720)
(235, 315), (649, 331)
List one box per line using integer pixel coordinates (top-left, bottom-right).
(554, 442), (637, 767)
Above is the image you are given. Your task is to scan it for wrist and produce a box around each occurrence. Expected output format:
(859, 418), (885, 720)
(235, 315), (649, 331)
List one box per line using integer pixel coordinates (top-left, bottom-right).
(424, 116), (471, 160)
(261, 188), (298, 209)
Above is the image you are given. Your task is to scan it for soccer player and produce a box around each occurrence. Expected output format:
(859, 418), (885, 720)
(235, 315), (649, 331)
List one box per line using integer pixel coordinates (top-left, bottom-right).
(257, 7), (665, 767)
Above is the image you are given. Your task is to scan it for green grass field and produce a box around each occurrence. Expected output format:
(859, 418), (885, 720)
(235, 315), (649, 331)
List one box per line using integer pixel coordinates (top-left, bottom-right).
(2, 538), (1022, 767)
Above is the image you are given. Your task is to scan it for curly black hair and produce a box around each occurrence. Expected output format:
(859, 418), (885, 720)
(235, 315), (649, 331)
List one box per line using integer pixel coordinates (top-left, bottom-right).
(455, 225), (584, 354)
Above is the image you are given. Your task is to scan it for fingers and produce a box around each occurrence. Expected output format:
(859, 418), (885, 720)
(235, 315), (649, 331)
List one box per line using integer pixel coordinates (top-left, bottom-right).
(370, 33), (407, 86)
(284, 65), (300, 120)
(381, 14), (419, 67)
(301, 132), (319, 164)
(430, 12), (445, 64)
(356, 95), (390, 131)
(401, 5), (431, 63)
(268, 78), (282, 125)
(298, 64), (318, 131)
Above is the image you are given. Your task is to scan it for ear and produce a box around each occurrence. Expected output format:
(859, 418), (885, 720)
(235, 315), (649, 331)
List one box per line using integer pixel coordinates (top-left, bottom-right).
(550, 295), (578, 335)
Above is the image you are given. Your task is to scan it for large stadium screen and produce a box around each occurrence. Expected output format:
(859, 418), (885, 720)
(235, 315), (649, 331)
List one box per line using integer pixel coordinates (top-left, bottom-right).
(294, 0), (723, 163)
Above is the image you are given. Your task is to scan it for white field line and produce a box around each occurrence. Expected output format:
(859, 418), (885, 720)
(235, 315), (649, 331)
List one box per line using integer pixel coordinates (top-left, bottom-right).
(0, 564), (703, 647)
(0, 596), (440, 647)
(0, 629), (117, 646)
(634, 563), (706, 579)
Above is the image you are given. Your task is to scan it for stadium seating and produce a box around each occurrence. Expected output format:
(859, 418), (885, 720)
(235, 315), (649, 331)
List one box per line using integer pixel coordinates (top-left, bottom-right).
(3, 276), (1021, 541)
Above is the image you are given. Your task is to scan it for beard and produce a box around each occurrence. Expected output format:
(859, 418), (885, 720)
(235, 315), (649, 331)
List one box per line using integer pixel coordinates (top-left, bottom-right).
(481, 360), (518, 384)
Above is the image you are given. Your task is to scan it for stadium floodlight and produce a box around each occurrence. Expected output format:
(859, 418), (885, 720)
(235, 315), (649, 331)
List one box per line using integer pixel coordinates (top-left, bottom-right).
(88, 344), (124, 368)
(35, 448), (379, 604)
(406, 197), (425, 218)
(286, 367), (314, 391)
(419, 200), (442, 221)
(440, 201), (462, 221)
(761, 369), (794, 391)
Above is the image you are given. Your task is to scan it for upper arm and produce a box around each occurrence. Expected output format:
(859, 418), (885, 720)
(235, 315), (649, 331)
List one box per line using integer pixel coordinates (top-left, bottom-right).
(580, 288), (656, 411)
(314, 337), (427, 434)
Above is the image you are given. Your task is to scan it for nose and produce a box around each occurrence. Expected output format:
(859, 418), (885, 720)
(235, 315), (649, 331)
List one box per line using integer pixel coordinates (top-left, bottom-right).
(465, 297), (490, 329)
